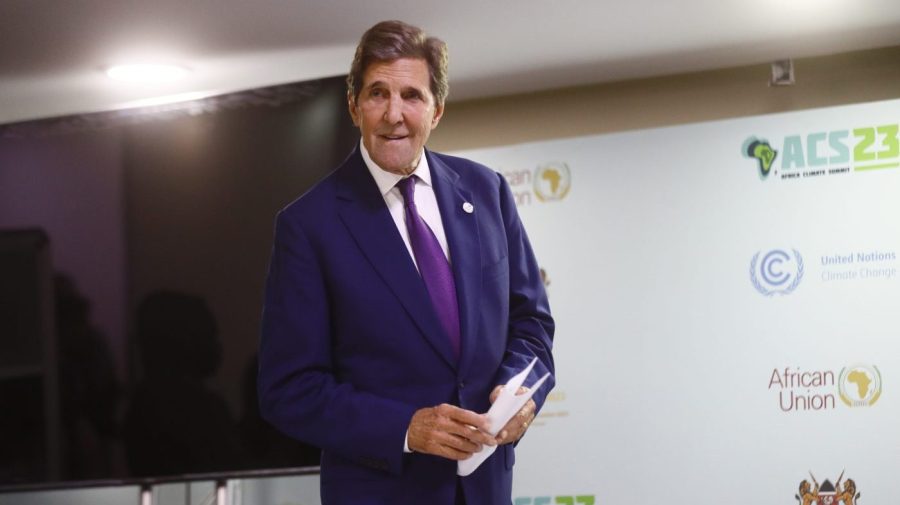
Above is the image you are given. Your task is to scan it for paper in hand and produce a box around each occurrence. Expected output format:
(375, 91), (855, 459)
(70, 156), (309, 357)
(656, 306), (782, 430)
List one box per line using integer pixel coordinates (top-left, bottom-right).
(457, 357), (550, 476)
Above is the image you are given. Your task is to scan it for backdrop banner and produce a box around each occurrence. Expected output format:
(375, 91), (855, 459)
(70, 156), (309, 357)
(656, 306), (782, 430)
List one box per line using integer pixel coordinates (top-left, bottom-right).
(452, 98), (900, 505)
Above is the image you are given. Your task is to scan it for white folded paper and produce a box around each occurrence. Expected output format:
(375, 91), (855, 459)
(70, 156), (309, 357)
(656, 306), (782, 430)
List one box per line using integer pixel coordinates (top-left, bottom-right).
(457, 357), (550, 476)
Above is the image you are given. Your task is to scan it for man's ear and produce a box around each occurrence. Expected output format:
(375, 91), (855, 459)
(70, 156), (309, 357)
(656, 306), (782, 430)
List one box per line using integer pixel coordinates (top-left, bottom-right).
(431, 102), (444, 128)
(347, 92), (361, 127)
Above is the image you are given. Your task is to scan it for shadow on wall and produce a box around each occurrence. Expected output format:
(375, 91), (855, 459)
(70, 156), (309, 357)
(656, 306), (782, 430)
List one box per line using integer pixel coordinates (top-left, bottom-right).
(123, 290), (319, 477)
(55, 274), (121, 479)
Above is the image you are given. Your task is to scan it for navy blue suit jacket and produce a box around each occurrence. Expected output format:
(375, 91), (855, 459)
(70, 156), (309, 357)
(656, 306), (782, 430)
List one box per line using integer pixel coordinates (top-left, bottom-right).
(258, 146), (554, 505)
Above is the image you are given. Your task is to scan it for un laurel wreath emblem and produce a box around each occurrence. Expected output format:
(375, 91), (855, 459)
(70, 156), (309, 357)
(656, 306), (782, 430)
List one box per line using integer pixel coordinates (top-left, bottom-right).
(750, 249), (804, 296)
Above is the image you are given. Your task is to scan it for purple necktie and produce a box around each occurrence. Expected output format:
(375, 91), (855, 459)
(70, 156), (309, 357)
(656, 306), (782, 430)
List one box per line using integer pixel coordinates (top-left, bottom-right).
(397, 176), (460, 360)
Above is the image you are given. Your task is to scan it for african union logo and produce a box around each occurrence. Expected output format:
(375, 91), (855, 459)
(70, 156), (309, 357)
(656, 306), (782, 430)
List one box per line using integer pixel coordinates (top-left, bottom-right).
(742, 136), (779, 179)
(750, 249), (804, 296)
(795, 471), (860, 505)
(533, 163), (571, 202)
(838, 365), (882, 407)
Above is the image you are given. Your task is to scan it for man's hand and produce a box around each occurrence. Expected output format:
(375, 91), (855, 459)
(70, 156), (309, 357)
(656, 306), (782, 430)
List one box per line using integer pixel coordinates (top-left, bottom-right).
(489, 385), (536, 445)
(407, 404), (497, 460)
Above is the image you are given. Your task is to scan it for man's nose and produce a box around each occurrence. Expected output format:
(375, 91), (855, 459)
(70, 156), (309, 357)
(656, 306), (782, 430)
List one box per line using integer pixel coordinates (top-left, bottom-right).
(383, 95), (402, 124)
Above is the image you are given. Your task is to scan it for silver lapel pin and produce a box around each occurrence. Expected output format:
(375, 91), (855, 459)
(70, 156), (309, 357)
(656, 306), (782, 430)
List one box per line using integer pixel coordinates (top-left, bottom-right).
(462, 202), (474, 214)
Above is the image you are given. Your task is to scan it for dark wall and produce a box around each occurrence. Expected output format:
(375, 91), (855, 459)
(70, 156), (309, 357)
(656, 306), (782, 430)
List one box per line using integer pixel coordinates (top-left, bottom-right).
(0, 127), (127, 380)
(123, 78), (357, 413)
(0, 76), (358, 483)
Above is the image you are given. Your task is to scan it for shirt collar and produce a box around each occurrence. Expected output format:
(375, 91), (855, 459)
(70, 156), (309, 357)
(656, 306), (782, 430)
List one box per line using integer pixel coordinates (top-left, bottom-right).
(359, 138), (432, 197)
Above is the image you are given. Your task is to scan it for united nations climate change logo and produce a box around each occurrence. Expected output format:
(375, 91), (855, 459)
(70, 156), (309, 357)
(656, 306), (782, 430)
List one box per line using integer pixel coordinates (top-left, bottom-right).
(795, 471), (860, 505)
(742, 136), (778, 179)
(533, 163), (571, 202)
(750, 249), (804, 296)
(838, 365), (882, 407)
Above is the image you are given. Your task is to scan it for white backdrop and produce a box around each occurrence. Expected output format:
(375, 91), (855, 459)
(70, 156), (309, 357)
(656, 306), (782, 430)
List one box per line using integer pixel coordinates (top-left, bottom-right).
(453, 98), (900, 505)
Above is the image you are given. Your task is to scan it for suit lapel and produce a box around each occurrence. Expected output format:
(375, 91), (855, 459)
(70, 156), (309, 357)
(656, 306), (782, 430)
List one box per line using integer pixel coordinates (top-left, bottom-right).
(336, 149), (459, 370)
(427, 151), (482, 379)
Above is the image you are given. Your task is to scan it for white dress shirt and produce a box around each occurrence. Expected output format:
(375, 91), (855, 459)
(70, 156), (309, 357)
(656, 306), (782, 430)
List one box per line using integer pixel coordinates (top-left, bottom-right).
(359, 140), (451, 267)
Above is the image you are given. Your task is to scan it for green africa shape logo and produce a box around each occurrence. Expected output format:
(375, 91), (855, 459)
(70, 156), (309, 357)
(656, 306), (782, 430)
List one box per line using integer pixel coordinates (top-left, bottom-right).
(742, 137), (778, 179)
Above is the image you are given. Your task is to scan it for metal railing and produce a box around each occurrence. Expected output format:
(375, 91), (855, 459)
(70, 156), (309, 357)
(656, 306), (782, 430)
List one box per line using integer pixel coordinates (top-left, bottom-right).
(0, 466), (320, 505)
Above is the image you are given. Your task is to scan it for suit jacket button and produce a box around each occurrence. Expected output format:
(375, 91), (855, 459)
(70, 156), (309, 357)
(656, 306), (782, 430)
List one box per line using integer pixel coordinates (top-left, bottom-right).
(458, 382), (465, 389)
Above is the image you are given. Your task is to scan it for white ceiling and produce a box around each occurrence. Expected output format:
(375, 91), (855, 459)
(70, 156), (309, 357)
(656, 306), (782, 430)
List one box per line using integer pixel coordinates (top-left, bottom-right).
(2, 0), (900, 125)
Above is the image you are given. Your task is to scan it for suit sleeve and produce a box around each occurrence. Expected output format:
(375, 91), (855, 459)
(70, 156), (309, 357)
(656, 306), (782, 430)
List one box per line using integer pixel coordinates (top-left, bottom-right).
(493, 174), (556, 411)
(257, 211), (416, 475)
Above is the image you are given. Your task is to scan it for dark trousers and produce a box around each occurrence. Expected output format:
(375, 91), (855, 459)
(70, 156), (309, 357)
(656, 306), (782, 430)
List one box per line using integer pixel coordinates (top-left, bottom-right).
(456, 478), (466, 505)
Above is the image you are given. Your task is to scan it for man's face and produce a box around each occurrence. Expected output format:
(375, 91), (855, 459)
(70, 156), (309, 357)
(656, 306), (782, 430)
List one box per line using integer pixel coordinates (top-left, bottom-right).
(349, 57), (444, 175)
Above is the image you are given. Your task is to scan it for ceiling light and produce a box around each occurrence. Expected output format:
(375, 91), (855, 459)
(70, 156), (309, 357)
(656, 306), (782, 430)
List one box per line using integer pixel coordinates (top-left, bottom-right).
(106, 63), (190, 83)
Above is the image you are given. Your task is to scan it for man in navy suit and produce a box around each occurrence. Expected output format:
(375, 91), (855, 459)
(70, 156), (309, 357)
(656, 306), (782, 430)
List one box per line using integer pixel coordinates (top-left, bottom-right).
(258, 20), (554, 505)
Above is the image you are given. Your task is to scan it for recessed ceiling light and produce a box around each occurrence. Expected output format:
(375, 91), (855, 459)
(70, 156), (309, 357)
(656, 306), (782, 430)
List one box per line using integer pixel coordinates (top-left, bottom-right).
(106, 63), (190, 83)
